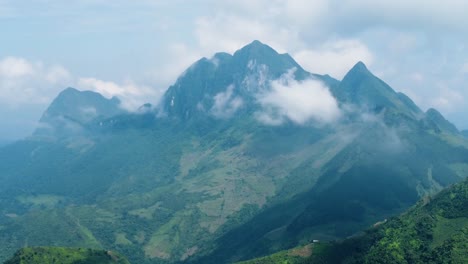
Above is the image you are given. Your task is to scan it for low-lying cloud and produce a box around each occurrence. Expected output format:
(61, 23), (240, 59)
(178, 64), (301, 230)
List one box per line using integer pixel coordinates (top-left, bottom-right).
(211, 84), (243, 118)
(77, 78), (158, 111)
(256, 69), (341, 125)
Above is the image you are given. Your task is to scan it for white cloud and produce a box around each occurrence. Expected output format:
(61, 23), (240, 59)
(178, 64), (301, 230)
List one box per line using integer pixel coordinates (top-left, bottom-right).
(0, 56), (75, 140)
(219, 0), (329, 28)
(78, 77), (158, 111)
(0, 57), (34, 78)
(157, 43), (203, 85)
(256, 69), (341, 125)
(0, 54), (160, 117)
(283, 0), (329, 27)
(210, 84), (243, 118)
(0, 56), (71, 107)
(178, 1), (334, 62)
(293, 39), (374, 79)
(194, 14), (294, 54)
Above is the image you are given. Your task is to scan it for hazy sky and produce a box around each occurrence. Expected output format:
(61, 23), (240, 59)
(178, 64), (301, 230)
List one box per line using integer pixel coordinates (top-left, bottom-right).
(0, 0), (467, 141)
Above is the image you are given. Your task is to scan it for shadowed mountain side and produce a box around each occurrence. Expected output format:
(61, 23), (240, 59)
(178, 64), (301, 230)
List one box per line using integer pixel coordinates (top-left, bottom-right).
(238, 177), (468, 264)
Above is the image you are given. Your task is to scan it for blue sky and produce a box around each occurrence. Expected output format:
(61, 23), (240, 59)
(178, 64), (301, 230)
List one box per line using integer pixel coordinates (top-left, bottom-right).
(0, 0), (467, 141)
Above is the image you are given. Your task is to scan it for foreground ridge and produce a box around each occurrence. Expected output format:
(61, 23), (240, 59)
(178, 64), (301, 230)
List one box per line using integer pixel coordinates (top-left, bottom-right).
(239, 178), (468, 264)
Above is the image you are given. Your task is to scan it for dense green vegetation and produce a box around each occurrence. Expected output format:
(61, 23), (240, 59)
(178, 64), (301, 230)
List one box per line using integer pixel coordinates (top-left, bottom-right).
(240, 178), (468, 264)
(336, 178), (468, 264)
(3, 247), (130, 264)
(0, 41), (467, 263)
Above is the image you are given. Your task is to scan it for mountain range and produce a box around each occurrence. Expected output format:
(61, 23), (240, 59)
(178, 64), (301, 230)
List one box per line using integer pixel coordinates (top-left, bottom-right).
(0, 40), (467, 263)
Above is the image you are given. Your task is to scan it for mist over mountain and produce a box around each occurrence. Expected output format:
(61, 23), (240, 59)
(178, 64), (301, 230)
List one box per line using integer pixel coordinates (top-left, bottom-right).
(0, 41), (466, 264)
(34, 87), (124, 138)
(161, 40), (333, 122)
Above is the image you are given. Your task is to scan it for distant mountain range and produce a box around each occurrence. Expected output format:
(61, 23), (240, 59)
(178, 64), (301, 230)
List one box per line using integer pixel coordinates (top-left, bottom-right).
(0, 40), (467, 264)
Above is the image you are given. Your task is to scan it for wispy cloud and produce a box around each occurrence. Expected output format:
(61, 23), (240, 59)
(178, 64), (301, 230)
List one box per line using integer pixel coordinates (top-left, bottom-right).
(210, 84), (243, 118)
(78, 77), (158, 111)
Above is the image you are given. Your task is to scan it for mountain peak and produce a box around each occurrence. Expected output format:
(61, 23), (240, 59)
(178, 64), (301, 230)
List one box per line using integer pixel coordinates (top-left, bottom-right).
(233, 40), (280, 60)
(425, 108), (459, 134)
(347, 61), (371, 76)
(34, 88), (124, 137)
(244, 40), (269, 49)
(339, 61), (374, 88)
(337, 62), (423, 116)
(426, 108), (442, 116)
(162, 40), (308, 119)
(250, 39), (263, 45)
(340, 61), (382, 93)
(231, 40), (305, 77)
(212, 52), (232, 61)
(354, 61), (367, 69)
(55, 87), (120, 104)
(58, 87), (81, 97)
(62, 86), (79, 93)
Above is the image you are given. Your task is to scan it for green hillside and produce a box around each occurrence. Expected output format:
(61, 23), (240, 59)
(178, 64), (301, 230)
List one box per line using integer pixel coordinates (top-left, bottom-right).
(239, 178), (468, 264)
(0, 41), (467, 263)
(236, 243), (325, 264)
(4, 247), (130, 264)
